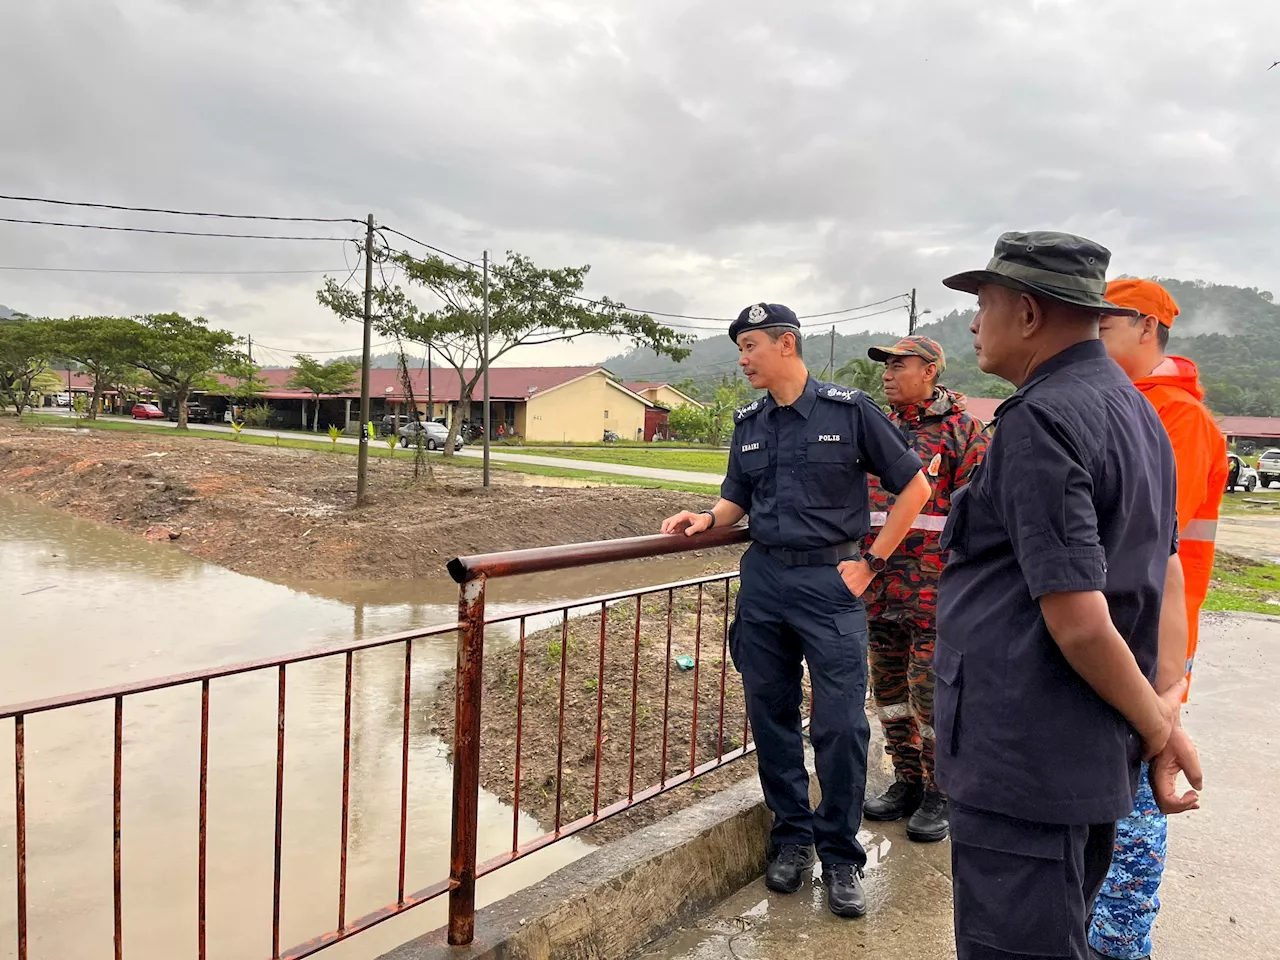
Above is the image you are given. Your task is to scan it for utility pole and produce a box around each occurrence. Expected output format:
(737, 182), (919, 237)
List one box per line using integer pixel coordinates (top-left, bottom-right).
(482, 250), (491, 488)
(247, 334), (253, 364)
(828, 328), (835, 380)
(908, 288), (918, 336)
(427, 341), (433, 419)
(356, 213), (374, 507)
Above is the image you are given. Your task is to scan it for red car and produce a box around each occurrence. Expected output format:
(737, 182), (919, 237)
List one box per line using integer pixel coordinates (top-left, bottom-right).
(131, 403), (165, 420)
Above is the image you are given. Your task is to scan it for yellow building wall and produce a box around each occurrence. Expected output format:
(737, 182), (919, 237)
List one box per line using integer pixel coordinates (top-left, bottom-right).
(526, 374), (647, 442)
(648, 385), (701, 409)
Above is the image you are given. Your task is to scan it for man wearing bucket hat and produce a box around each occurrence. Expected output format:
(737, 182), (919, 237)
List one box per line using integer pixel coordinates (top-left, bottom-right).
(932, 232), (1203, 959)
(660, 302), (931, 918)
(860, 335), (988, 843)
(1089, 279), (1226, 960)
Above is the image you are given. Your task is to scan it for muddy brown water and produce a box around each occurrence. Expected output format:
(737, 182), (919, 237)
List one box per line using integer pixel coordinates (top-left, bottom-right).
(0, 495), (734, 960)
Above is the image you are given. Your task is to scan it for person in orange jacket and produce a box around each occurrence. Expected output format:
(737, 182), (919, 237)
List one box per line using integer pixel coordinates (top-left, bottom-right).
(1090, 278), (1226, 960)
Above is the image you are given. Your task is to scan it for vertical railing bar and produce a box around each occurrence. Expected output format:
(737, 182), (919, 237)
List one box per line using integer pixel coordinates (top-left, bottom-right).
(717, 580), (730, 763)
(592, 601), (608, 816)
(553, 610), (569, 833)
(449, 579), (487, 946)
(512, 618), (527, 856)
(113, 695), (123, 960)
(397, 639), (413, 905)
(198, 680), (210, 960)
(14, 716), (26, 960)
(627, 595), (642, 802)
(338, 652), (353, 932)
(690, 584), (703, 775)
(272, 665), (287, 960)
(659, 589), (674, 785)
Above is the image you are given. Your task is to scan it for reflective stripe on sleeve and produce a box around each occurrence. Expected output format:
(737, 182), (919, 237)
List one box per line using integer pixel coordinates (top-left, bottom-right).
(877, 703), (912, 720)
(870, 511), (948, 532)
(1182, 519), (1218, 543)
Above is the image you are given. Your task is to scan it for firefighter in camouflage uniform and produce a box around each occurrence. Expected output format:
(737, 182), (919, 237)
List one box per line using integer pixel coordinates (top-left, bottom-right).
(860, 336), (989, 842)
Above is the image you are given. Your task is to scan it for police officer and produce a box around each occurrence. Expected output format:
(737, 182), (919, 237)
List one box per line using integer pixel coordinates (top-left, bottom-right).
(860, 335), (989, 844)
(661, 303), (931, 918)
(933, 232), (1203, 959)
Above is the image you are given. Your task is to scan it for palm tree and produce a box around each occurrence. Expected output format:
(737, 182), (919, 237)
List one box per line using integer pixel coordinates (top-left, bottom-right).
(834, 357), (887, 406)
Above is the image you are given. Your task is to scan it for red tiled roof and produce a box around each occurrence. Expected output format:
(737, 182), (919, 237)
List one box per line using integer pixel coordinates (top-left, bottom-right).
(210, 365), (607, 403)
(1216, 416), (1280, 438)
(960, 396), (1002, 423)
(50, 370), (123, 394)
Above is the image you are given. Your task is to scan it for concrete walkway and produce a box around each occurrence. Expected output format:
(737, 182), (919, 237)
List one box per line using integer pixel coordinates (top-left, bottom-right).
(51, 414), (727, 486)
(638, 613), (1280, 960)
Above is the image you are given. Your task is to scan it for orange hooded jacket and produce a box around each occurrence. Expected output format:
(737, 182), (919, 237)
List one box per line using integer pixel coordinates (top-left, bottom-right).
(1135, 356), (1226, 686)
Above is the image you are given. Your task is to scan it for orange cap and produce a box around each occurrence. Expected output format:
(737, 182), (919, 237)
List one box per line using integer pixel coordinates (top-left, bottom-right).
(1104, 278), (1180, 328)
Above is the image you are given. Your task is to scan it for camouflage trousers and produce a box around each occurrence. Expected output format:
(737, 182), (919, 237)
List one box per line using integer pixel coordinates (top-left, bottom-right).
(867, 620), (937, 790)
(1088, 764), (1166, 959)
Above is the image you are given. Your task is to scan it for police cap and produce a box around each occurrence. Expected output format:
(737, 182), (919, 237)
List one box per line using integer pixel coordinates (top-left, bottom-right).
(728, 303), (801, 343)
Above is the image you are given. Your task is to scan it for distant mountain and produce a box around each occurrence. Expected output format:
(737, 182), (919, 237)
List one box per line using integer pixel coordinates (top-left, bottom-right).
(604, 280), (1280, 416)
(0, 304), (16, 320)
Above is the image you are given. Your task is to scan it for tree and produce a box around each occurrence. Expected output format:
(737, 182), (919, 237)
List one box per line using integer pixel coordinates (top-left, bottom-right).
(834, 357), (887, 406)
(286, 355), (358, 431)
(672, 378), (701, 401)
(706, 375), (755, 445)
(667, 403), (712, 442)
(129, 313), (239, 429)
(47, 316), (143, 419)
(221, 355), (269, 408)
(318, 247), (691, 456)
(0, 318), (54, 417)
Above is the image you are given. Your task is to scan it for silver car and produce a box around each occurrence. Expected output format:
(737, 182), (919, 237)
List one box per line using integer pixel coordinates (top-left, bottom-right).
(1256, 448), (1280, 489)
(398, 419), (463, 451)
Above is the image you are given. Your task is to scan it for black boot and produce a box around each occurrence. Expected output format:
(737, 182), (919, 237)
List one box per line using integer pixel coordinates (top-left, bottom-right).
(764, 843), (815, 894)
(822, 863), (867, 918)
(905, 789), (949, 843)
(863, 780), (923, 822)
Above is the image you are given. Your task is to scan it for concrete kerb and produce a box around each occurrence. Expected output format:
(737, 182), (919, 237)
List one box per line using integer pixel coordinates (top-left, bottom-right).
(378, 776), (770, 960)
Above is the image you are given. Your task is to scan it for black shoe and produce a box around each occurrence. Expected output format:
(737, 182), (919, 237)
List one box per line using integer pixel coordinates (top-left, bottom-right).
(863, 781), (924, 822)
(764, 844), (815, 894)
(905, 790), (949, 843)
(822, 863), (867, 918)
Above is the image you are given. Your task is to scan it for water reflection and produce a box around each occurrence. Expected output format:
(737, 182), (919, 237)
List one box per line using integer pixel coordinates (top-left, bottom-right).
(0, 496), (732, 960)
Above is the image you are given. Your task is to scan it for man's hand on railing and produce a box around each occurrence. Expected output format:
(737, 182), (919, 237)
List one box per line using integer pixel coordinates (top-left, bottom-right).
(661, 510), (715, 536)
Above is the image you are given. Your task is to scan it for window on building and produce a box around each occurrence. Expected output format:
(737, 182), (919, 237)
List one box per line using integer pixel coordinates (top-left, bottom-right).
(603, 410), (609, 418)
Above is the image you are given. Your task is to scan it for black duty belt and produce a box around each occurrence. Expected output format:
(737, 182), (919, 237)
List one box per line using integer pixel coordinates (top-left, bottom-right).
(757, 541), (861, 567)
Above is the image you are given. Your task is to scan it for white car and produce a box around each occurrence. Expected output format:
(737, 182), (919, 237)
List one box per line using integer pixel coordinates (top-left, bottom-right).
(398, 419), (463, 451)
(1255, 448), (1280, 489)
(1226, 453), (1259, 493)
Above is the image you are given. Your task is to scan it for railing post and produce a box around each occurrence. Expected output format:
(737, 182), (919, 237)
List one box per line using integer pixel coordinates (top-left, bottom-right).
(448, 575), (486, 945)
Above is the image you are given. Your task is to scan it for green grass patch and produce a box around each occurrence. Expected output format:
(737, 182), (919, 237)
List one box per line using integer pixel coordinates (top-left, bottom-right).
(1204, 552), (1280, 615)
(1219, 489), (1280, 517)
(17, 413), (721, 495)
(516, 447), (729, 473)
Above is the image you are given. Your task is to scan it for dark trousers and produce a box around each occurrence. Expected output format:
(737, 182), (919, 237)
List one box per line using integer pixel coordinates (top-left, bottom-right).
(730, 545), (871, 867)
(951, 803), (1118, 959)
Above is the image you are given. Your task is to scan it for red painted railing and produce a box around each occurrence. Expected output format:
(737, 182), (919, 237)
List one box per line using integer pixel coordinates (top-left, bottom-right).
(1, 525), (753, 958)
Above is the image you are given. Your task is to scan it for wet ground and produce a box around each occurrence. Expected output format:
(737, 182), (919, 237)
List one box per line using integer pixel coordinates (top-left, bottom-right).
(1217, 512), (1280, 563)
(639, 612), (1279, 960)
(0, 495), (722, 960)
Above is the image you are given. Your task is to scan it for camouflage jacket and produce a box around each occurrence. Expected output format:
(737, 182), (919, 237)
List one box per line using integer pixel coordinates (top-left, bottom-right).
(862, 387), (990, 627)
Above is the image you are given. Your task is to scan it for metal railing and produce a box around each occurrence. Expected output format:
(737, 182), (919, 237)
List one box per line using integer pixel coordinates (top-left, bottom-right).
(1, 525), (752, 958)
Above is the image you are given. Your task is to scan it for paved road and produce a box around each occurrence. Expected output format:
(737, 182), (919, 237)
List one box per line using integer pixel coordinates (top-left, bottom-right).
(639, 613), (1279, 960)
(46, 414), (727, 486)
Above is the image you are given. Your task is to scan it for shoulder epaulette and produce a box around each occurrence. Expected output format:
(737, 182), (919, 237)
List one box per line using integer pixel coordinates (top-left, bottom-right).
(734, 398), (764, 422)
(815, 382), (864, 405)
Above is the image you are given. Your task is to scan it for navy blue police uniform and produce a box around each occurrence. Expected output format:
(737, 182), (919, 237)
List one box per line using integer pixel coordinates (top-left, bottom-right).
(935, 339), (1178, 960)
(723, 303), (923, 872)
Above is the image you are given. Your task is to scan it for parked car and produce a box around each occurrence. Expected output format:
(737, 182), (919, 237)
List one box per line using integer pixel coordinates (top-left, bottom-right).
(54, 393), (72, 407)
(131, 403), (165, 420)
(1256, 448), (1280, 488)
(378, 414), (411, 437)
(398, 419), (464, 451)
(168, 403), (213, 423)
(1226, 453), (1259, 493)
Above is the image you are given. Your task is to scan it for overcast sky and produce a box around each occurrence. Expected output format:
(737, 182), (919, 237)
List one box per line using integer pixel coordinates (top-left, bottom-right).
(2, 0), (1278, 367)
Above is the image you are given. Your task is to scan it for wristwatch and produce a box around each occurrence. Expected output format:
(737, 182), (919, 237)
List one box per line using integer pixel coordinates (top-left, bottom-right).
(862, 553), (888, 575)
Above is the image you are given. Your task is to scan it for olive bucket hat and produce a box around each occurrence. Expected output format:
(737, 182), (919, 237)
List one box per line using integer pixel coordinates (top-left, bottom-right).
(942, 231), (1139, 316)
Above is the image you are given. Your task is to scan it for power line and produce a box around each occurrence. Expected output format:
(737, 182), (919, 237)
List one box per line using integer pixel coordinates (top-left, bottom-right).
(251, 339), (400, 356)
(0, 216), (351, 241)
(0, 193), (363, 225)
(0, 264), (343, 275)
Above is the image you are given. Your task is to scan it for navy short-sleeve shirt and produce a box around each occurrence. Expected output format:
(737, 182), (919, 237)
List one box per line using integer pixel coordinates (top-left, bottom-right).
(935, 339), (1178, 825)
(720, 377), (922, 550)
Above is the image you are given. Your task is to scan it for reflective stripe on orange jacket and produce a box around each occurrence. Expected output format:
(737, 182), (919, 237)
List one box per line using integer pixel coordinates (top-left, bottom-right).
(1135, 356), (1226, 688)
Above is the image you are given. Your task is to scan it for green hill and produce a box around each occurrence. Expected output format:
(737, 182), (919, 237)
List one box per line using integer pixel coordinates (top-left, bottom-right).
(605, 280), (1280, 416)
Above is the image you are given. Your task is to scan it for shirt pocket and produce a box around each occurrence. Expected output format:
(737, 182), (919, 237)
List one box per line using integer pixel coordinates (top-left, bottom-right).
(739, 446), (771, 476)
(802, 436), (856, 507)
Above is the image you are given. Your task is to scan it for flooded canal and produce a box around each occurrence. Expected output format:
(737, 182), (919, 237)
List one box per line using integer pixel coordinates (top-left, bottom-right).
(0, 495), (729, 960)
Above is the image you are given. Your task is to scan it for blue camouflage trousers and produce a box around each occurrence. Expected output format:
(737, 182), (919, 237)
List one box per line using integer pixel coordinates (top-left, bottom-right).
(1088, 765), (1167, 959)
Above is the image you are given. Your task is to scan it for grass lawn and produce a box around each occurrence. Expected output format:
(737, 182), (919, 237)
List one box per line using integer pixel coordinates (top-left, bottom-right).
(1204, 552), (1280, 615)
(517, 446), (729, 473)
(16, 414), (721, 496)
(1219, 488), (1280, 517)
